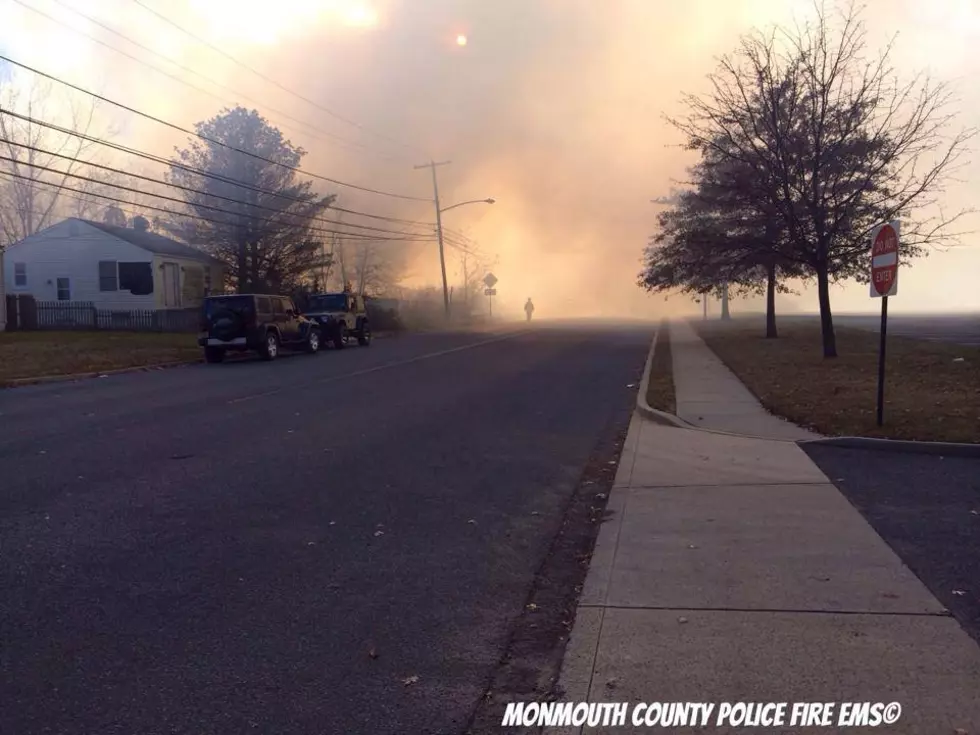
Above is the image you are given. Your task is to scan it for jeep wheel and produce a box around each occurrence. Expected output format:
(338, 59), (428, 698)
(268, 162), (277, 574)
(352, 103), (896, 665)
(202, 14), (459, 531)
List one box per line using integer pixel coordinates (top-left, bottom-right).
(204, 347), (225, 364)
(333, 324), (347, 350)
(306, 329), (321, 354)
(357, 322), (371, 346)
(261, 331), (280, 360)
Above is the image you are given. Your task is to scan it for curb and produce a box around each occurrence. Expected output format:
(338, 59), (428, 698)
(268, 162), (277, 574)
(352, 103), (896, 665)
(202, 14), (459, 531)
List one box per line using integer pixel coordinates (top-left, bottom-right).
(800, 436), (980, 458)
(1, 359), (202, 389)
(634, 321), (694, 429)
(635, 320), (979, 453)
(634, 321), (817, 443)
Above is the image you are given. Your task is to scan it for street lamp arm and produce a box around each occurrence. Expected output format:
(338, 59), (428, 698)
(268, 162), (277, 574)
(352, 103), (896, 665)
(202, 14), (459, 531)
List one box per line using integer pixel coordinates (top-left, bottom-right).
(439, 198), (495, 214)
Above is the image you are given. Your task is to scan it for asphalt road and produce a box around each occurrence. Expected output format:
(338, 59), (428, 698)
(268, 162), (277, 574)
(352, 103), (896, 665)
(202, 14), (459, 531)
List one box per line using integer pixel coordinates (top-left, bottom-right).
(818, 312), (980, 346)
(802, 445), (980, 645)
(0, 321), (651, 735)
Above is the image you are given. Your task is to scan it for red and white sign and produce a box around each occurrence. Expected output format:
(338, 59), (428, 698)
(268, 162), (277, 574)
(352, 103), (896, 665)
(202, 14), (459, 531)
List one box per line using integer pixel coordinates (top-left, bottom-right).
(870, 221), (899, 298)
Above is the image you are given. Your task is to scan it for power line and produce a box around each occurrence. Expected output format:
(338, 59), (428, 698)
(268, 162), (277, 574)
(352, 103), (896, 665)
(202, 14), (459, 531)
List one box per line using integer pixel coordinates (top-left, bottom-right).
(0, 53), (430, 202)
(0, 159), (435, 243)
(130, 0), (424, 157)
(29, 0), (402, 163)
(0, 136), (433, 238)
(0, 168), (430, 244)
(0, 106), (432, 227)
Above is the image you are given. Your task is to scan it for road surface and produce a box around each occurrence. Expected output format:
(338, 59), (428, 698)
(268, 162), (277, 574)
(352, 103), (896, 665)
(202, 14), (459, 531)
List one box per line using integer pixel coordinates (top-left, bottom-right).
(802, 444), (980, 646)
(0, 322), (650, 735)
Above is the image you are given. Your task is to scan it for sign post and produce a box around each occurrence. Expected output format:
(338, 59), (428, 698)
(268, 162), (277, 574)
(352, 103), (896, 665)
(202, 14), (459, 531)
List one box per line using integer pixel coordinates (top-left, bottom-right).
(870, 220), (899, 427)
(483, 273), (498, 318)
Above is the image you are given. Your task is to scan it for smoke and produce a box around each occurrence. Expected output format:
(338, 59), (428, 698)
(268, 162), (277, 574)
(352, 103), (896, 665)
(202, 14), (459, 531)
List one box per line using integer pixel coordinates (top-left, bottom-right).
(3, 0), (978, 316)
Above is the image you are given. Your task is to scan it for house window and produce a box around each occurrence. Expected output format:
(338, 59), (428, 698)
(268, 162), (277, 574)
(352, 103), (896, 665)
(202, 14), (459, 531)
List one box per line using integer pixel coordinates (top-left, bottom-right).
(118, 262), (153, 295)
(98, 260), (118, 291)
(56, 278), (71, 301)
(14, 262), (26, 287)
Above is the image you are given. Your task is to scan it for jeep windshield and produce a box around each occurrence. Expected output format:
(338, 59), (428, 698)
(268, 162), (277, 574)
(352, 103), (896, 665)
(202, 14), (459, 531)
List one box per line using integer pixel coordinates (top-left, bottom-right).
(307, 294), (348, 311)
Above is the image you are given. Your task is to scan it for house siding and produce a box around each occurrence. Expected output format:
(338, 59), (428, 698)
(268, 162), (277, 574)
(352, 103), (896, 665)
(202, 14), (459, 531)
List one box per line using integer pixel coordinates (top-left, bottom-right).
(151, 255), (225, 309)
(2, 220), (223, 311)
(3, 220), (156, 309)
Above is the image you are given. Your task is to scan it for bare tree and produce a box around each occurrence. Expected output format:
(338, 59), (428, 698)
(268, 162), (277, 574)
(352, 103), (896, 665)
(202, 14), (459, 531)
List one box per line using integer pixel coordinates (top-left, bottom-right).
(667, 1), (975, 356)
(456, 245), (494, 316)
(0, 78), (104, 244)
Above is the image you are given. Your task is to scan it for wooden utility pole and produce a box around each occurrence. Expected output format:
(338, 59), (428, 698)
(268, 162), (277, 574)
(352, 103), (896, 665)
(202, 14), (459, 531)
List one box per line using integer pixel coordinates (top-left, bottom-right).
(413, 160), (452, 319)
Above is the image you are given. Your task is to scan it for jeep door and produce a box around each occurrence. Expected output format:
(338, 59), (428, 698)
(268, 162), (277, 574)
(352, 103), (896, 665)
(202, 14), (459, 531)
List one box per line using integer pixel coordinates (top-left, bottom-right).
(272, 297), (301, 344)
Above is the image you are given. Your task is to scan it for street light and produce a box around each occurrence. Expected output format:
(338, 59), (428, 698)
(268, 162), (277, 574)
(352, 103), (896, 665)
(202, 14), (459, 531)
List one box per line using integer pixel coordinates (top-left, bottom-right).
(440, 198), (495, 214)
(414, 161), (495, 319)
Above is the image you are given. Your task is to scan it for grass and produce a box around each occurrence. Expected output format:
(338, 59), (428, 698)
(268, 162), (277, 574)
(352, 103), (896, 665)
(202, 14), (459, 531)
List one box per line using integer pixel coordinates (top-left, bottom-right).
(645, 319), (676, 414)
(696, 320), (980, 443)
(0, 331), (201, 384)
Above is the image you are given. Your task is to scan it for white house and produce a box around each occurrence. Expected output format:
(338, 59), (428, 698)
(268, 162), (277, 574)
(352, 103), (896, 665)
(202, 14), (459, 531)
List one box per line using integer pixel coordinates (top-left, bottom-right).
(2, 217), (224, 310)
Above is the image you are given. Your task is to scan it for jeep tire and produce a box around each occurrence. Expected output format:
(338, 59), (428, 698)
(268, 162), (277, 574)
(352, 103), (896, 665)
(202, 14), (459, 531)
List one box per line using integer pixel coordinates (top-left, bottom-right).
(261, 330), (280, 360)
(305, 329), (321, 354)
(333, 324), (347, 350)
(357, 321), (371, 346)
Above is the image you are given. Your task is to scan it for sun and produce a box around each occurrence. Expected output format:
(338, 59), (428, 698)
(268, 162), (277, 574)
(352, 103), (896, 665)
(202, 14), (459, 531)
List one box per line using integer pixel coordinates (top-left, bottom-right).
(456, 34), (468, 46)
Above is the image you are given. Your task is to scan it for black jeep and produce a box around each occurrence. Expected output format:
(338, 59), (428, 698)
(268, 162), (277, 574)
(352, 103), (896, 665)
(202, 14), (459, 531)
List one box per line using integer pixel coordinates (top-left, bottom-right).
(198, 294), (321, 363)
(303, 292), (371, 349)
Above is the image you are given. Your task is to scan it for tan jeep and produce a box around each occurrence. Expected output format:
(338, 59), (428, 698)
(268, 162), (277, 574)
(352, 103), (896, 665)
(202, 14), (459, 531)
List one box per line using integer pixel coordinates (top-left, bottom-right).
(303, 292), (371, 349)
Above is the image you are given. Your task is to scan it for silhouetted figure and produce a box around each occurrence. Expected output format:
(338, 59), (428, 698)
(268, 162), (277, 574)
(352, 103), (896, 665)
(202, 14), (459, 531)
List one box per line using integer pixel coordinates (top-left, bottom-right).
(524, 298), (534, 322)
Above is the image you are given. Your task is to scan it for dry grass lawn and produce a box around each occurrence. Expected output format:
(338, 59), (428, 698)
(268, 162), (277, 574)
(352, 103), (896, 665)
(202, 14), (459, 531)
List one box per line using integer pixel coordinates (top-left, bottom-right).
(645, 320), (676, 414)
(0, 331), (200, 384)
(697, 321), (980, 443)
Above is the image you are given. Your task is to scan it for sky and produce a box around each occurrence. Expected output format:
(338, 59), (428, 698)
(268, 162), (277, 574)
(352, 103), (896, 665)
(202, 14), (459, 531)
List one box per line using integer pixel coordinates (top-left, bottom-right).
(1, 0), (978, 319)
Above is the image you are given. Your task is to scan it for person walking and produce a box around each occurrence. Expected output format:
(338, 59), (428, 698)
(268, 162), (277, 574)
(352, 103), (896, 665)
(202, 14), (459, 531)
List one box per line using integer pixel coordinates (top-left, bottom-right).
(524, 297), (535, 322)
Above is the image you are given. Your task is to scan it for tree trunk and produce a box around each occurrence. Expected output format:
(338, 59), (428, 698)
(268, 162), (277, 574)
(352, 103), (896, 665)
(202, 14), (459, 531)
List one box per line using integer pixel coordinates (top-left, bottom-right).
(765, 261), (777, 338)
(816, 264), (837, 358)
(236, 237), (248, 294)
(720, 284), (731, 320)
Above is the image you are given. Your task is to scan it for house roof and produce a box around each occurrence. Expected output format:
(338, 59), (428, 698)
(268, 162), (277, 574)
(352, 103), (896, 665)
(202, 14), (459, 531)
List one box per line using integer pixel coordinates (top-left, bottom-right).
(78, 219), (223, 265)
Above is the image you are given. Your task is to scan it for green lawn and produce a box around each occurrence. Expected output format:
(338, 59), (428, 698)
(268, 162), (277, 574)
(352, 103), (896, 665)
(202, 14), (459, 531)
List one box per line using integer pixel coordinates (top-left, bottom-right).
(0, 331), (201, 384)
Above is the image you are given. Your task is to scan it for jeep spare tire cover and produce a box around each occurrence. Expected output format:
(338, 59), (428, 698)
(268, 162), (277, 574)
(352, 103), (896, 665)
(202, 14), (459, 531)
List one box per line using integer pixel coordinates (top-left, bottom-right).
(211, 308), (244, 341)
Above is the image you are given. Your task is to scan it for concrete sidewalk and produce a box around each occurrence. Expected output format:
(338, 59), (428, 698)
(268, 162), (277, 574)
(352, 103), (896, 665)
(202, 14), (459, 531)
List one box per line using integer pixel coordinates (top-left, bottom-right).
(670, 319), (818, 441)
(548, 325), (980, 734)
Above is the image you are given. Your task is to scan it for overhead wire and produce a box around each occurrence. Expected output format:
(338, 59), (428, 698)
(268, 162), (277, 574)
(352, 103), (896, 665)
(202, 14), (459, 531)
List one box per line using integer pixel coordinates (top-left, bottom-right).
(130, 0), (424, 157)
(26, 0), (404, 163)
(0, 137), (434, 238)
(0, 53), (430, 202)
(0, 165), (435, 243)
(0, 107), (433, 228)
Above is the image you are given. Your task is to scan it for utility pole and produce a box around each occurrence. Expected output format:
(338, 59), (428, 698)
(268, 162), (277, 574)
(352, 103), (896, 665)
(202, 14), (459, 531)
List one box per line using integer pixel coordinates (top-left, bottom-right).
(414, 160), (452, 319)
